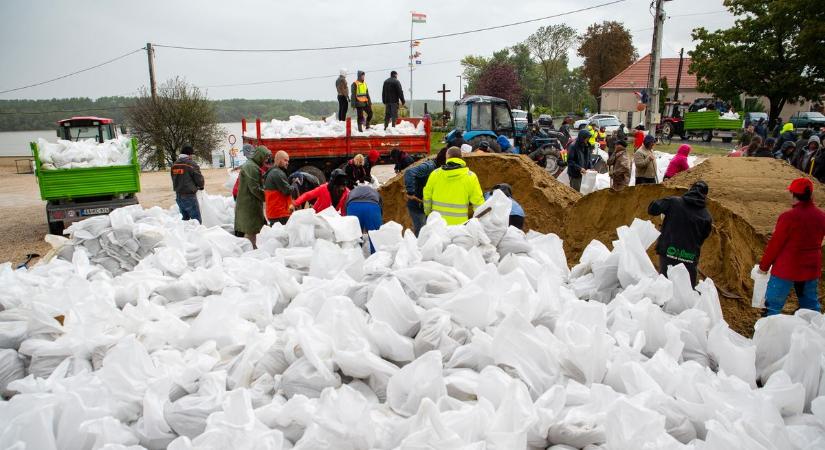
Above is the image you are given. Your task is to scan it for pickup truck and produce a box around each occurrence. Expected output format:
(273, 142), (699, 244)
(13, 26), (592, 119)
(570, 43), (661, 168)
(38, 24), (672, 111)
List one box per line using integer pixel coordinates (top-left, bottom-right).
(32, 117), (140, 235)
(789, 111), (825, 130)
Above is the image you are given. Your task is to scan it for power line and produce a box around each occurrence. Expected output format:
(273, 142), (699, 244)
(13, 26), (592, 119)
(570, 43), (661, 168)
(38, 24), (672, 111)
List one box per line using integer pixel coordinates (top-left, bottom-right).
(154, 0), (626, 53)
(0, 106), (130, 116)
(0, 49), (144, 95)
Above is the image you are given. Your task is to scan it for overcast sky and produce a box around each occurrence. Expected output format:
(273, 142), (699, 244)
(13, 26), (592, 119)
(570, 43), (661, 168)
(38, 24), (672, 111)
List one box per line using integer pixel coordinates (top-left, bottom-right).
(0, 0), (735, 102)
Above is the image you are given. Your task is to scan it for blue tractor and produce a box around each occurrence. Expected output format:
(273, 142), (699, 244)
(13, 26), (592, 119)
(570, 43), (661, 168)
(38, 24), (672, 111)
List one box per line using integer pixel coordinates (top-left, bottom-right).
(446, 95), (517, 153)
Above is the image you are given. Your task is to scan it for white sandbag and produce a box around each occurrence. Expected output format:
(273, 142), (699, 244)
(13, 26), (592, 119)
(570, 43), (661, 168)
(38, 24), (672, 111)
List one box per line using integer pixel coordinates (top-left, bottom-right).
(707, 322), (756, 387)
(365, 277), (420, 337)
(579, 170), (598, 195)
(750, 265), (768, 308)
(0, 349), (25, 396)
(386, 350), (446, 417)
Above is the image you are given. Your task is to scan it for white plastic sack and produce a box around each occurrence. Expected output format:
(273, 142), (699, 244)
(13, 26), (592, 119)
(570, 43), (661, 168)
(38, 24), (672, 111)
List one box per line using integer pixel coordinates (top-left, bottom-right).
(580, 170), (598, 195)
(385, 350), (446, 417)
(750, 265), (768, 308)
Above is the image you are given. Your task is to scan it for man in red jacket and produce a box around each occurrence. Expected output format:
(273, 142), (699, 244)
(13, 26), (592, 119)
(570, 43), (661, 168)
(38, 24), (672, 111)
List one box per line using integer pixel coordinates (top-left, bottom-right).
(758, 177), (825, 316)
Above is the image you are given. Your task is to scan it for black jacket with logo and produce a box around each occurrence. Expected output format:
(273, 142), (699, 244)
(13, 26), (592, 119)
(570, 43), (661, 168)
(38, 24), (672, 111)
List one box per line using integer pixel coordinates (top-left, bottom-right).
(381, 77), (405, 105)
(648, 183), (713, 264)
(171, 155), (204, 196)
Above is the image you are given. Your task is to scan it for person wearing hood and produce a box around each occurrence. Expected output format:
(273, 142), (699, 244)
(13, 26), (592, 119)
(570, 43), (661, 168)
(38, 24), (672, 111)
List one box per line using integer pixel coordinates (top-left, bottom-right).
(792, 137), (819, 173)
(805, 136), (824, 182)
(351, 70), (372, 132)
(758, 178), (825, 316)
(404, 156), (438, 235)
(335, 69), (349, 121)
(233, 143), (265, 199)
(567, 129), (594, 192)
(634, 134), (658, 185)
(381, 70), (405, 129)
(773, 122), (796, 154)
(664, 144), (691, 180)
(235, 146), (271, 247)
(390, 147), (414, 173)
(606, 140), (631, 191)
(294, 168), (350, 214)
(423, 147), (484, 226)
(779, 141), (798, 163)
(648, 181), (713, 286)
(484, 183), (525, 230)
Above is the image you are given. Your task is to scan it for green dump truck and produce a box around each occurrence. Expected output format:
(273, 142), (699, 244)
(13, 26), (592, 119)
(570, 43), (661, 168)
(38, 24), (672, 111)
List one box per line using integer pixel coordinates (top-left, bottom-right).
(32, 117), (141, 235)
(659, 104), (744, 143)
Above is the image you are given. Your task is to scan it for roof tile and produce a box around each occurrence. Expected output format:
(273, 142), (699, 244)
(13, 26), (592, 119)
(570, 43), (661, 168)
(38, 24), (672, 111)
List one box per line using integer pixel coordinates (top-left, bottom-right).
(600, 54), (697, 90)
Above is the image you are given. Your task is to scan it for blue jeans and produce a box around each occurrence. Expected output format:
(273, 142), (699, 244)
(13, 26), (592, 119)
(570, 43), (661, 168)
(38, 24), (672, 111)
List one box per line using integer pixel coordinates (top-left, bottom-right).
(407, 201), (426, 236)
(764, 275), (821, 316)
(176, 195), (201, 223)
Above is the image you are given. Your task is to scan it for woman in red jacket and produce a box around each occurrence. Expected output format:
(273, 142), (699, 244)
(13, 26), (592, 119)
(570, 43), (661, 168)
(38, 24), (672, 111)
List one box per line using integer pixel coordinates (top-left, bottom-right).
(758, 178), (825, 316)
(293, 169), (349, 214)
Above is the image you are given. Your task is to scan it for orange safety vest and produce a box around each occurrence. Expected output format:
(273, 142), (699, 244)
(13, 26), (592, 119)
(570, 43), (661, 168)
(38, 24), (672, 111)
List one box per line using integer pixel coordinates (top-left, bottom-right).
(355, 80), (369, 103)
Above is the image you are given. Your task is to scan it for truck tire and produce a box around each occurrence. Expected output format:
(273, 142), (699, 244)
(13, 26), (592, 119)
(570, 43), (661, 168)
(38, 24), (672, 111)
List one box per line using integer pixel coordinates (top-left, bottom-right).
(703, 131), (713, 142)
(48, 220), (64, 236)
(468, 136), (501, 153)
(662, 122), (674, 138)
(299, 165), (326, 184)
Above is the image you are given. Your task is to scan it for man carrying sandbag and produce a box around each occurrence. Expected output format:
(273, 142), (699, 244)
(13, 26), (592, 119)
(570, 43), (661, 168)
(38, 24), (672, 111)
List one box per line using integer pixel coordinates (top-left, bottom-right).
(567, 129), (594, 192)
(648, 181), (713, 286)
(423, 147), (484, 226)
(757, 178), (825, 316)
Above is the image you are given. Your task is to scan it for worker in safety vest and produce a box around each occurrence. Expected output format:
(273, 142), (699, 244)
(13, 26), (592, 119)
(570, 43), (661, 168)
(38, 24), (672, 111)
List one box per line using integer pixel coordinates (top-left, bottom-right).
(423, 147), (485, 226)
(351, 71), (373, 132)
(588, 123), (598, 147)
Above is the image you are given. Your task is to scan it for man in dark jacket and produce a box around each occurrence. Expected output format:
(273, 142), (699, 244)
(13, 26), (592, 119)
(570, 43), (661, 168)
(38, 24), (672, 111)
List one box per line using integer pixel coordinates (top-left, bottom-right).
(263, 151), (292, 226)
(754, 118), (768, 140)
(288, 170), (321, 198)
(171, 144), (205, 223)
(648, 181), (713, 286)
(567, 129), (593, 192)
(758, 178), (825, 315)
(436, 131), (464, 167)
(390, 147), (415, 173)
(773, 122), (797, 156)
(404, 158), (437, 235)
(382, 71), (406, 129)
(351, 71), (372, 132)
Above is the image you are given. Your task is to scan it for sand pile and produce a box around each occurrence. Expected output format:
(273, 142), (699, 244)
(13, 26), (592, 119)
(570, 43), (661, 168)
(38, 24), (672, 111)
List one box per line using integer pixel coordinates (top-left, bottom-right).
(564, 157), (825, 336)
(379, 153), (580, 234)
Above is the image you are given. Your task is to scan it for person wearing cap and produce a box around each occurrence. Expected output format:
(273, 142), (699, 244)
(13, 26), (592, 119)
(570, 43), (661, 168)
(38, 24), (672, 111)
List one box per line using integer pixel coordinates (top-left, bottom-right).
(634, 134), (658, 185)
(366, 149), (380, 180)
(263, 151), (292, 226)
(607, 140), (631, 191)
(648, 181), (713, 286)
(778, 140), (797, 162)
(567, 129), (594, 192)
(335, 69), (349, 121)
(294, 168), (350, 214)
(664, 144), (691, 180)
(758, 178), (825, 316)
(634, 124), (646, 150)
(484, 183), (525, 229)
(235, 146), (271, 247)
(423, 147), (484, 226)
(171, 144), (205, 223)
(773, 121), (796, 154)
(404, 157), (438, 235)
(351, 71), (372, 132)
(381, 70), (405, 129)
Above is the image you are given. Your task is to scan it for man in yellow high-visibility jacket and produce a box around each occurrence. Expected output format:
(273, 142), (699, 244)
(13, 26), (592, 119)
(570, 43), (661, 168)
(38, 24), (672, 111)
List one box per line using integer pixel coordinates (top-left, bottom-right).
(423, 147), (485, 226)
(350, 70), (373, 132)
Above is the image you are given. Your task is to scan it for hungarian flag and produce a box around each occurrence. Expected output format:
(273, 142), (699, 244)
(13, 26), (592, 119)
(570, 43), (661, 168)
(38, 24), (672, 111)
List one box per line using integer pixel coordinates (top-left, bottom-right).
(412, 12), (426, 23)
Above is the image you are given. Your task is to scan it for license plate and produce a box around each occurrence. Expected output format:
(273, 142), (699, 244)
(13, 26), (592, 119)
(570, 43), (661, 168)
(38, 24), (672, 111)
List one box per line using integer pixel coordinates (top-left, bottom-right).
(81, 207), (111, 216)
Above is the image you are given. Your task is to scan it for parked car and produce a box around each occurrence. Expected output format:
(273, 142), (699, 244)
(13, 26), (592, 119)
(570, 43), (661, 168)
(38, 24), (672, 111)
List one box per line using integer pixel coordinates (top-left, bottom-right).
(537, 114), (554, 128)
(743, 112), (768, 128)
(590, 115), (621, 133)
(512, 109), (528, 132)
(573, 119), (590, 130)
(789, 111), (825, 130)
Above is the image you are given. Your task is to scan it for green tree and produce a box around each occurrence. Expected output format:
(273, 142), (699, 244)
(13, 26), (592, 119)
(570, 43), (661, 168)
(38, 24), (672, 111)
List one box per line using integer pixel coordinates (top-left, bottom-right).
(577, 21), (637, 111)
(690, 0), (825, 125)
(126, 78), (224, 169)
(525, 24), (577, 109)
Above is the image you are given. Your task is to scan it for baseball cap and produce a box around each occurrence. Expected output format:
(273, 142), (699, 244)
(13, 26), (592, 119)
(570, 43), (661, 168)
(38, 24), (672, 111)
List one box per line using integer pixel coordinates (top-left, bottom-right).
(788, 177), (813, 195)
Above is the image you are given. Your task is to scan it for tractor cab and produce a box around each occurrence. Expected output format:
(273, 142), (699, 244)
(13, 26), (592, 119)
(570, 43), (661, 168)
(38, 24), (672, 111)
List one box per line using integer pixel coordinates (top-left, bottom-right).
(57, 117), (119, 143)
(448, 95), (515, 152)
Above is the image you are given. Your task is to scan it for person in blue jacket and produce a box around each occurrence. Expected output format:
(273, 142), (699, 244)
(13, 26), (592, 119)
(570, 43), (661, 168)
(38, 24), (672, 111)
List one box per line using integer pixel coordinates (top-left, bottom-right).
(403, 158), (438, 235)
(484, 183), (525, 230)
(497, 135), (516, 154)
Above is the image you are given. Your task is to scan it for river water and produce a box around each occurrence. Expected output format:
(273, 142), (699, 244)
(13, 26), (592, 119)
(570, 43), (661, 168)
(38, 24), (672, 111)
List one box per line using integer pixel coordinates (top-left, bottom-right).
(0, 122), (246, 165)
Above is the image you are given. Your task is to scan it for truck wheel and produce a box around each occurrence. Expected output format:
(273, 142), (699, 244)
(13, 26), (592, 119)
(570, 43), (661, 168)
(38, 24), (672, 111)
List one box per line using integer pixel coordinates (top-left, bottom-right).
(48, 221), (64, 236)
(662, 122), (673, 138)
(299, 165), (326, 184)
(703, 131), (713, 142)
(468, 136), (501, 153)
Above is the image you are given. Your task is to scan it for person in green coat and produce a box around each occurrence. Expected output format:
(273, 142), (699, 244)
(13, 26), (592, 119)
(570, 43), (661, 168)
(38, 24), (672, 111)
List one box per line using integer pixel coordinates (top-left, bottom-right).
(234, 146), (270, 247)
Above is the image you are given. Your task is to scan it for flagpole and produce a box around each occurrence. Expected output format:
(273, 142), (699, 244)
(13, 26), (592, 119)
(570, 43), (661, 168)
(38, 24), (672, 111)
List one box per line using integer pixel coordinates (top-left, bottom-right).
(409, 11), (414, 117)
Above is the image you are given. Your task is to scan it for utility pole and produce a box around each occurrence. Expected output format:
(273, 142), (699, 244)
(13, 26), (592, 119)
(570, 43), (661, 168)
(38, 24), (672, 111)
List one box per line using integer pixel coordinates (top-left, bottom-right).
(409, 19), (414, 116)
(456, 75), (462, 99)
(645, 0), (665, 132)
(437, 83), (451, 126)
(673, 47), (684, 104)
(146, 43), (157, 101)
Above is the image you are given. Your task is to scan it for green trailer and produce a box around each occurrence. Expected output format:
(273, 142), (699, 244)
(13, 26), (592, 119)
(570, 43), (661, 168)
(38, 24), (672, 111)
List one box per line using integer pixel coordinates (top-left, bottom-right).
(681, 111), (742, 143)
(31, 133), (141, 235)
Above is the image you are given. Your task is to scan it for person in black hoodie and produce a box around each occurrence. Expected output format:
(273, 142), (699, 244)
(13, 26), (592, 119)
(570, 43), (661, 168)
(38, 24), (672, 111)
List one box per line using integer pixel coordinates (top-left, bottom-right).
(389, 147), (415, 173)
(648, 181), (713, 286)
(381, 71), (406, 129)
(567, 129), (593, 192)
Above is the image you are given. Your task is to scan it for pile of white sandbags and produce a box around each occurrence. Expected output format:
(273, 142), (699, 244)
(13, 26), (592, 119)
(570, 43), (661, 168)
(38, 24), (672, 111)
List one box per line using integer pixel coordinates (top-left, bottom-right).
(37, 137), (133, 170)
(248, 115), (425, 139)
(0, 190), (824, 449)
(169, 191), (236, 233)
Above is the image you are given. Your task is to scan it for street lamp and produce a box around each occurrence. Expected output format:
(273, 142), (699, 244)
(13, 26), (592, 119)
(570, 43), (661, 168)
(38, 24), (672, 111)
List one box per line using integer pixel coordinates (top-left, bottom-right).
(456, 75), (462, 99)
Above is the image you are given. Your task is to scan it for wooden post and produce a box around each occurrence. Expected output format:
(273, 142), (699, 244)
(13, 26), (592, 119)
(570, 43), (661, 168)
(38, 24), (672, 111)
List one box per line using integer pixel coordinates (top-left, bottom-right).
(146, 43), (157, 101)
(437, 83), (451, 126)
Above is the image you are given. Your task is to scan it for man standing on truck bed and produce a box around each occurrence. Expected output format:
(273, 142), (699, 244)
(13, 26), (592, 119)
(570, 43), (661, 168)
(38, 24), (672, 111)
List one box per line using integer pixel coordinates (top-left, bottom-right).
(336, 69), (349, 121)
(382, 70), (405, 129)
(351, 71), (372, 132)
(171, 144), (205, 223)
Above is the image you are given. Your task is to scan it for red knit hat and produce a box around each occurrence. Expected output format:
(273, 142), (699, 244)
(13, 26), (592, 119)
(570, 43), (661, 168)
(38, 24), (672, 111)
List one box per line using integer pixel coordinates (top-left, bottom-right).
(788, 177), (813, 195)
(368, 149), (380, 164)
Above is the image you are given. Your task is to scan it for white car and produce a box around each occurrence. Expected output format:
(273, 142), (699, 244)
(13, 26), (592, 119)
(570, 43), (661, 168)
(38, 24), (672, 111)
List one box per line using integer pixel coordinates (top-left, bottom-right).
(591, 115), (621, 134)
